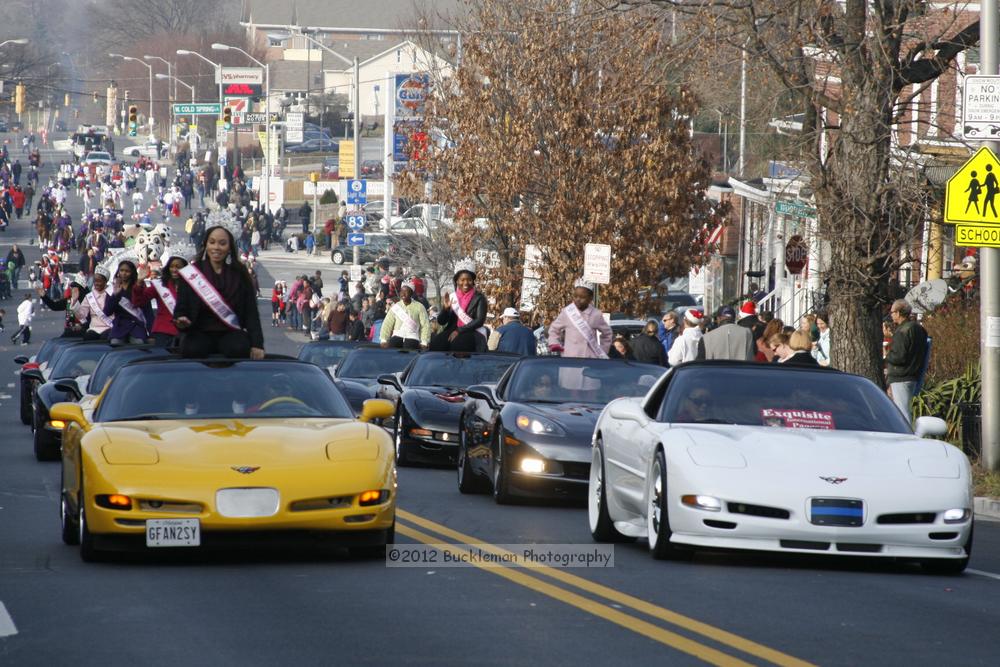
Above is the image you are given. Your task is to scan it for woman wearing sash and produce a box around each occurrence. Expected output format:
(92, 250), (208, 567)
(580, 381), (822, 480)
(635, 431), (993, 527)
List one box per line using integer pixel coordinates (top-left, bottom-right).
(431, 259), (488, 352)
(174, 220), (265, 359)
(104, 260), (153, 345)
(379, 282), (430, 350)
(547, 278), (613, 359)
(132, 256), (188, 347)
(73, 266), (113, 340)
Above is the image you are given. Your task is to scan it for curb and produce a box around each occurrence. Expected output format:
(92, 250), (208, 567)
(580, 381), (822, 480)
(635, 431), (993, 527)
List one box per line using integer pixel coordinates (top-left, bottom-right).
(974, 496), (1000, 521)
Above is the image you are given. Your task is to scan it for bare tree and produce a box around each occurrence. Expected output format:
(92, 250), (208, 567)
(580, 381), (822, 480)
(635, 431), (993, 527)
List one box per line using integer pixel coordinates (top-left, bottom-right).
(413, 0), (723, 317)
(90, 0), (239, 44)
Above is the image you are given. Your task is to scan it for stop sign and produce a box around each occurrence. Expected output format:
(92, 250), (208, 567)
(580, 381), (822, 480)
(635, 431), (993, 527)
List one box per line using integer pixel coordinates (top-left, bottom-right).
(785, 235), (808, 274)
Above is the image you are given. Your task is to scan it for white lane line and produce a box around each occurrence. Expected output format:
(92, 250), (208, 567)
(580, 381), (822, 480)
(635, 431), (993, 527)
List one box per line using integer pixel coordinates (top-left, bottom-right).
(967, 568), (1000, 581)
(0, 602), (17, 637)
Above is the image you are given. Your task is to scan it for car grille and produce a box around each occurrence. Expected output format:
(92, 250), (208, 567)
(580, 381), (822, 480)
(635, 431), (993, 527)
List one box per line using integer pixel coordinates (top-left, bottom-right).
(876, 512), (936, 525)
(727, 502), (790, 519)
(780, 540), (830, 551)
(835, 543), (883, 553)
(561, 461), (590, 480)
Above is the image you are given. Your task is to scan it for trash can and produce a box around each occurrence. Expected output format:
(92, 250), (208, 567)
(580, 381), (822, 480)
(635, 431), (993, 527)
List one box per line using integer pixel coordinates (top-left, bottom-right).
(959, 402), (981, 459)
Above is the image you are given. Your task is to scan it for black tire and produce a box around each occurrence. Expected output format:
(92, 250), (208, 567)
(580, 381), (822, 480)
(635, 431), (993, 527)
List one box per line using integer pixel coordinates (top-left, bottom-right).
(588, 440), (635, 543)
(78, 482), (104, 562)
(34, 425), (60, 462)
(332, 251), (345, 264)
(61, 487), (80, 546)
(350, 520), (395, 559)
(492, 432), (513, 504)
(647, 449), (690, 560)
(457, 425), (487, 494)
(19, 380), (32, 425)
(394, 410), (412, 467)
(922, 525), (973, 575)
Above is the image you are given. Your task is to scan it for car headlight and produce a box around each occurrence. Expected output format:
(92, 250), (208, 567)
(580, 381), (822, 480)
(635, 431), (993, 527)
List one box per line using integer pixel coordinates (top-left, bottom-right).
(516, 413), (565, 435)
(942, 508), (971, 524)
(681, 494), (722, 512)
(519, 457), (546, 474)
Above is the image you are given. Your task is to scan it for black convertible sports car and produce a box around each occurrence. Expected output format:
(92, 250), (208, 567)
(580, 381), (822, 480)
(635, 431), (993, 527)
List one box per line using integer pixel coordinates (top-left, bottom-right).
(333, 346), (420, 415)
(73, 345), (172, 400)
(458, 357), (664, 503)
(297, 340), (364, 371)
(28, 341), (115, 461)
(15, 337), (80, 425)
(376, 352), (519, 466)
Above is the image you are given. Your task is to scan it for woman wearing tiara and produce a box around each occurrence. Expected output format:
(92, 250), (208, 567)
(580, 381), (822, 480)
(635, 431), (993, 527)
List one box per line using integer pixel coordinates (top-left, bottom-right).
(132, 255), (189, 348)
(430, 258), (489, 352)
(103, 259), (153, 345)
(174, 215), (264, 359)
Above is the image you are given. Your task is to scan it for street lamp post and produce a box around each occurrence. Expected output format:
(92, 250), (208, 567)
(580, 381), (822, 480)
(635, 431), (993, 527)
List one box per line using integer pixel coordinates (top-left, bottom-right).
(176, 49), (223, 166)
(145, 55), (173, 140)
(0, 38), (29, 49)
(110, 53), (153, 136)
(158, 74), (195, 102)
(212, 43), (272, 213)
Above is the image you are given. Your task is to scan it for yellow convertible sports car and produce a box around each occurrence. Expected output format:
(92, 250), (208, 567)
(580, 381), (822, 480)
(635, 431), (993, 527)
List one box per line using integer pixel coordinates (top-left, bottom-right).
(51, 357), (396, 561)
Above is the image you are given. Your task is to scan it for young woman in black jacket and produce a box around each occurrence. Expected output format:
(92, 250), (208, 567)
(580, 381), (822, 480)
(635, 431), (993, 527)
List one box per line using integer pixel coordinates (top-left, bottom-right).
(431, 259), (488, 352)
(174, 222), (264, 359)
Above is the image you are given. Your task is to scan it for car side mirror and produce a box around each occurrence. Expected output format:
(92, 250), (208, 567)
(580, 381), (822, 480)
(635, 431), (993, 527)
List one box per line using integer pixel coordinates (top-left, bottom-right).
(608, 399), (650, 427)
(359, 398), (395, 423)
(466, 384), (500, 409)
(377, 374), (403, 391)
(50, 402), (88, 429)
(54, 379), (84, 401)
(20, 368), (43, 383)
(14, 355), (29, 365)
(914, 416), (947, 438)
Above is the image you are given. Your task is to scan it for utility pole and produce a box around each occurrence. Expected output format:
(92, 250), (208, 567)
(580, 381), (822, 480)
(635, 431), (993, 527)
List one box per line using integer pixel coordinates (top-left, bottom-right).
(981, 0), (999, 470)
(352, 56), (360, 268)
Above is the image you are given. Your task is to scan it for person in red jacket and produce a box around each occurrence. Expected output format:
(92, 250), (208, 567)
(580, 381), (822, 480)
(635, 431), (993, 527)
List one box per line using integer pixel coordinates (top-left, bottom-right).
(11, 186), (26, 219)
(133, 256), (189, 347)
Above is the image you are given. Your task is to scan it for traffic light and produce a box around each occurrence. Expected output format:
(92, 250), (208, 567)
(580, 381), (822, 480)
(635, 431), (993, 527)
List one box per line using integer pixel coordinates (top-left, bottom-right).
(222, 105), (232, 130)
(128, 104), (138, 136)
(14, 83), (25, 114)
(64, 93), (70, 107)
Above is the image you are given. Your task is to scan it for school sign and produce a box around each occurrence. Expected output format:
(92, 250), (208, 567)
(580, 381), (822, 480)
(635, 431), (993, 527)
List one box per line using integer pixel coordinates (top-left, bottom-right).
(943, 146), (1000, 247)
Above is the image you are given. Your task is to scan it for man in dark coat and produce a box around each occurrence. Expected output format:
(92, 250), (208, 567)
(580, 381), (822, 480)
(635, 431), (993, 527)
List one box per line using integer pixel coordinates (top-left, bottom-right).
(632, 320), (667, 366)
(496, 308), (537, 356)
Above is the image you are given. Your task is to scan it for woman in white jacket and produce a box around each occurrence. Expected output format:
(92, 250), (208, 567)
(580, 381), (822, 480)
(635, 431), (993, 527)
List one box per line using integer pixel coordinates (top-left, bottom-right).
(668, 308), (705, 366)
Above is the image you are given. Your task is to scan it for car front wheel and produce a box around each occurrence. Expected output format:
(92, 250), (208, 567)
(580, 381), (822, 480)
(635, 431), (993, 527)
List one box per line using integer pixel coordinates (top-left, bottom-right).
(647, 449), (690, 560)
(332, 251), (345, 264)
(589, 440), (634, 543)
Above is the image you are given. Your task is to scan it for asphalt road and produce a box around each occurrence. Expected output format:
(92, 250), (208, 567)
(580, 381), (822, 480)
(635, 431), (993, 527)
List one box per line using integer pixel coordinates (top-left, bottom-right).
(1, 141), (1000, 666)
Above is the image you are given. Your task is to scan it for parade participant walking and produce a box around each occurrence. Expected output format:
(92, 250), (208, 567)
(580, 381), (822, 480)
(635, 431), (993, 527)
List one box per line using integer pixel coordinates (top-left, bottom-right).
(668, 309), (705, 366)
(697, 306), (754, 360)
(885, 299), (928, 421)
(381, 282), (431, 349)
(10, 293), (33, 345)
(174, 216), (265, 359)
(432, 259), (489, 352)
(73, 266), (113, 339)
(496, 307), (537, 356)
(133, 256), (188, 347)
(547, 278), (613, 358)
(6, 244), (25, 287)
(103, 260), (152, 345)
(37, 275), (88, 337)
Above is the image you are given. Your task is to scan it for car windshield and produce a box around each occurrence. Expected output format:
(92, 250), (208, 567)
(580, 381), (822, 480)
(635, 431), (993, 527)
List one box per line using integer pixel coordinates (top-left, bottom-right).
(298, 342), (361, 368)
(660, 366), (912, 433)
(87, 348), (171, 395)
(88, 152), (110, 160)
(507, 359), (663, 404)
(406, 354), (517, 389)
(49, 344), (115, 380)
(36, 338), (75, 366)
(96, 361), (354, 421)
(338, 348), (417, 379)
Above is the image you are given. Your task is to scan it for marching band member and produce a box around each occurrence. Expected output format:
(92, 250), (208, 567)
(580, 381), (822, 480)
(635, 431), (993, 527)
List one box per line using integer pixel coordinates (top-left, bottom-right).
(174, 214), (264, 359)
(380, 281), (431, 350)
(133, 255), (188, 347)
(547, 278), (613, 359)
(431, 258), (488, 352)
(103, 259), (152, 345)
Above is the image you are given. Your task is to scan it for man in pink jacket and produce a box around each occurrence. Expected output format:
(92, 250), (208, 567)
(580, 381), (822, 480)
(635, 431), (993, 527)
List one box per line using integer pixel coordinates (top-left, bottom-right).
(547, 278), (613, 358)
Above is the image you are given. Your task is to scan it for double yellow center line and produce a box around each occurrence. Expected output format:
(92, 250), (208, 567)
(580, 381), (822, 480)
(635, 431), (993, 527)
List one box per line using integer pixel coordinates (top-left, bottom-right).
(397, 509), (813, 667)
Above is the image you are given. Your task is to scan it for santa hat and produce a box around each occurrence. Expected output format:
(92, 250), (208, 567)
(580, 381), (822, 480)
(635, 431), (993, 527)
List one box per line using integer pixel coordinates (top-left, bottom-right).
(737, 301), (756, 320)
(684, 309), (703, 326)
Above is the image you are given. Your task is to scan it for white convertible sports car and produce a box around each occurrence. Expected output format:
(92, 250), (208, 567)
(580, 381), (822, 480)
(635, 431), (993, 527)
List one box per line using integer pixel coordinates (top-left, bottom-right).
(588, 361), (973, 573)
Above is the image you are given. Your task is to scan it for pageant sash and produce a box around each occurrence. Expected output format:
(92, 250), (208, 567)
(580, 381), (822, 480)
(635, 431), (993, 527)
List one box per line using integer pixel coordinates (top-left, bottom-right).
(117, 294), (144, 323)
(391, 302), (419, 339)
(152, 280), (177, 315)
(565, 305), (608, 359)
(179, 265), (241, 331)
(85, 291), (113, 328)
(452, 294), (488, 337)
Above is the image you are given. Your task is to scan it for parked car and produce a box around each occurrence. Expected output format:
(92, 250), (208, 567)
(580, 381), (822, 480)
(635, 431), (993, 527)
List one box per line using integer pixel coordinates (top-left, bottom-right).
(330, 233), (413, 265)
(121, 142), (164, 159)
(286, 137), (338, 154)
(361, 159), (384, 178)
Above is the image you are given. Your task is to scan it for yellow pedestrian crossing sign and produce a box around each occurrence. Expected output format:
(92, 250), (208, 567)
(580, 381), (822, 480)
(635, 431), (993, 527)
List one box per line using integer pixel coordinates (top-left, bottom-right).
(944, 146), (1000, 224)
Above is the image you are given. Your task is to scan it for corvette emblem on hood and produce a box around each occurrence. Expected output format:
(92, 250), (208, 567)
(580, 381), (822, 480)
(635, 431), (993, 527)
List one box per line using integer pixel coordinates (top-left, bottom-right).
(231, 466), (260, 475)
(819, 476), (847, 485)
